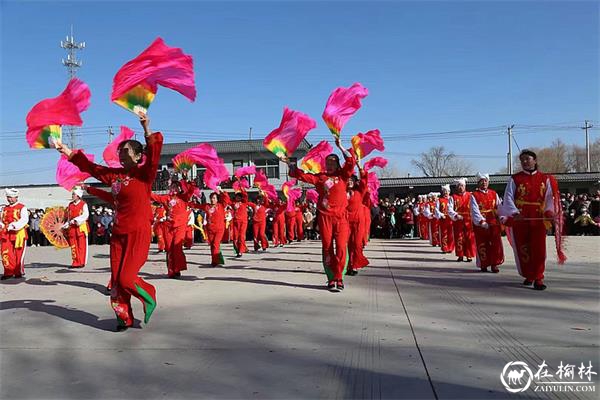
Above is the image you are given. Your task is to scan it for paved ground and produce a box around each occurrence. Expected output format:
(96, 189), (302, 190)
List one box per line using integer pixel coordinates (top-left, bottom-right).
(1, 236), (598, 400)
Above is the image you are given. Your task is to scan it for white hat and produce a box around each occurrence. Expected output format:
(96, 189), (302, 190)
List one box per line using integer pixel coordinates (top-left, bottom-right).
(476, 172), (490, 181)
(72, 187), (84, 198)
(5, 188), (19, 197)
(441, 184), (450, 192)
(453, 178), (467, 186)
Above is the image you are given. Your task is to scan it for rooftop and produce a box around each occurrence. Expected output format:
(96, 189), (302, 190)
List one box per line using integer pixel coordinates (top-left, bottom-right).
(161, 138), (313, 156)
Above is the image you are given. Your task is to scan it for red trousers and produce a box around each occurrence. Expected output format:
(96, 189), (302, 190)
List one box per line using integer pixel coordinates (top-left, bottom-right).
(348, 219), (369, 270)
(318, 213), (350, 281)
(273, 217), (286, 246)
(67, 231), (88, 267)
(154, 223), (165, 251)
(452, 220), (476, 258)
(508, 221), (547, 281)
(253, 220), (268, 250)
(109, 229), (156, 327)
(164, 225), (187, 277)
(419, 216), (429, 240)
(232, 220), (248, 254)
(438, 217), (454, 253)
(286, 216), (297, 242)
(207, 228), (225, 265)
(1, 239), (26, 277)
(184, 226), (194, 249)
(473, 225), (504, 269)
(429, 219), (440, 246)
(295, 213), (304, 240)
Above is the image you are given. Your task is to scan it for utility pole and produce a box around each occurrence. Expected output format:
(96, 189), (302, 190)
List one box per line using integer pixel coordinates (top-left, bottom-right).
(581, 120), (593, 172)
(60, 25), (85, 148)
(249, 127), (253, 140)
(507, 124), (515, 175)
(108, 126), (114, 144)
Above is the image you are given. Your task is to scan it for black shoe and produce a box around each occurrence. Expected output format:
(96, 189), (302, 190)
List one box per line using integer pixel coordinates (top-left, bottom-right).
(480, 267), (488, 272)
(0, 275), (14, 280)
(236, 253), (242, 258)
(533, 281), (547, 290)
(327, 281), (339, 292)
(116, 325), (131, 332)
(466, 258), (473, 262)
(523, 279), (533, 286)
(456, 257), (464, 262)
(491, 266), (500, 273)
(336, 281), (345, 291)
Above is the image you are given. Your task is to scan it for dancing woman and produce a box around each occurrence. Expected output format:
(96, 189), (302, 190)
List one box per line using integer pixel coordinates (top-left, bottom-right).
(190, 189), (230, 266)
(56, 113), (162, 331)
(286, 137), (356, 292)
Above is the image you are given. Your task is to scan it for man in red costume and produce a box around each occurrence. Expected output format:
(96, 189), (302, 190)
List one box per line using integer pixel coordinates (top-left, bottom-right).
(63, 186), (90, 268)
(248, 194), (269, 251)
(435, 185), (455, 254)
(294, 201), (305, 241)
(423, 193), (440, 247)
(1, 188), (29, 280)
(501, 150), (561, 290)
(231, 188), (250, 257)
(287, 137), (355, 292)
(284, 203), (297, 243)
(448, 178), (476, 262)
(471, 173), (504, 273)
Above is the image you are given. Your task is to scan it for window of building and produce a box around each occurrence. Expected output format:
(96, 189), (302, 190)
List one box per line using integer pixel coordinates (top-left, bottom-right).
(233, 160), (244, 170)
(254, 159), (279, 179)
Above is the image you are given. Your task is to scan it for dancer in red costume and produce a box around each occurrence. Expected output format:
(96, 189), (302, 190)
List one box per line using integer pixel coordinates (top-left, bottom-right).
(272, 199), (287, 247)
(501, 150), (562, 290)
(417, 195), (430, 241)
(448, 178), (476, 262)
(1, 189), (28, 280)
(294, 201), (305, 241)
(63, 187), (90, 268)
(346, 167), (369, 276)
(435, 185), (455, 254)
(361, 189), (372, 246)
(153, 204), (167, 253)
(424, 193), (440, 247)
(231, 186), (250, 257)
(284, 204), (297, 243)
(470, 173), (504, 273)
(151, 180), (195, 278)
(184, 207), (195, 249)
(56, 113), (161, 331)
(286, 137), (355, 292)
(248, 195), (269, 251)
(190, 188), (230, 266)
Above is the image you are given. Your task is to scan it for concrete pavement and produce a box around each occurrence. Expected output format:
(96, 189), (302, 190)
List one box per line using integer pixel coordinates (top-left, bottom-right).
(1, 237), (598, 399)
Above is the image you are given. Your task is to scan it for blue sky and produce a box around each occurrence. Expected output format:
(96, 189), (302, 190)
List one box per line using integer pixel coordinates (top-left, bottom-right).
(1, 0), (598, 186)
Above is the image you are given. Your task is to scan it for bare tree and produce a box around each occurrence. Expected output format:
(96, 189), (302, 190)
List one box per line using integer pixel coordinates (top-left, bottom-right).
(411, 146), (474, 177)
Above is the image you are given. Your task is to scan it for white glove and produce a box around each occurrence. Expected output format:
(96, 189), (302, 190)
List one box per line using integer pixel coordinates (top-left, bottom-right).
(457, 215), (463, 220)
(481, 222), (489, 229)
(216, 186), (222, 192)
(61, 223), (70, 230)
(0, 222), (4, 230)
(7, 223), (16, 231)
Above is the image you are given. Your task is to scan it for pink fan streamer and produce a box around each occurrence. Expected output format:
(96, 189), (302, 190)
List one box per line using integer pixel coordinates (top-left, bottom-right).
(254, 169), (278, 201)
(233, 178), (250, 192)
(56, 151), (95, 190)
(364, 156), (388, 171)
(103, 126), (135, 167)
(301, 140), (333, 173)
(26, 78), (91, 149)
(351, 129), (384, 160)
(367, 172), (380, 205)
(306, 189), (319, 204)
(263, 107), (317, 158)
(111, 37), (196, 103)
(181, 143), (229, 190)
(281, 180), (301, 211)
(234, 165), (257, 178)
(322, 82), (369, 137)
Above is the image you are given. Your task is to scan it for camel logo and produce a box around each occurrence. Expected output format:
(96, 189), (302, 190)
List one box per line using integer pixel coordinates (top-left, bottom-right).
(501, 361), (533, 393)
